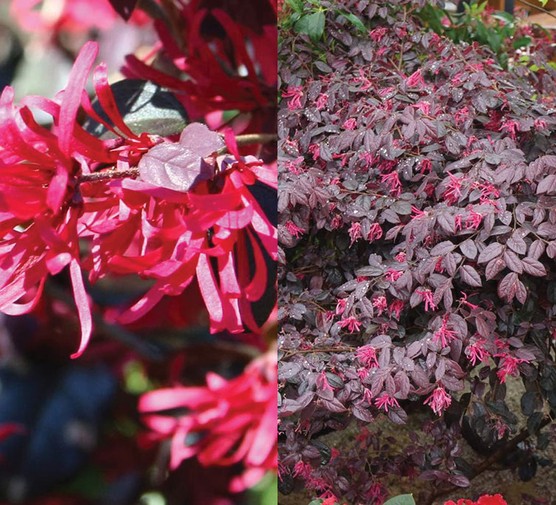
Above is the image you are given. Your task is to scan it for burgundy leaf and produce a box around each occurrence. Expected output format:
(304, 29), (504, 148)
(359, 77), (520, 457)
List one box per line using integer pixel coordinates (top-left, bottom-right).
(279, 362), (302, 381)
(352, 404), (374, 422)
(528, 239), (545, 260)
(516, 348), (537, 361)
(547, 241), (556, 258)
(498, 272), (519, 302)
(394, 371), (411, 398)
(448, 474), (471, 488)
(485, 257), (506, 280)
(506, 231), (527, 255)
(459, 265), (482, 287)
(435, 359), (446, 382)
(387, 407), (408, 425)
(321, 396), (347, 413)
(450, 313), (468, 338)
(503, 249), (523, 274)
(139, 123), (225, 192)
(475, 315), (492, 338)
(478, 242), (504, 263)
(536, 174), (556, 195)
(437, 211), (456, 234)
(516, 279), (527, 304)
(459, 239), (478, 259)
(538, 223), (556, 239)
(430, 240), (456, 256)
(521, 257), (547, 277)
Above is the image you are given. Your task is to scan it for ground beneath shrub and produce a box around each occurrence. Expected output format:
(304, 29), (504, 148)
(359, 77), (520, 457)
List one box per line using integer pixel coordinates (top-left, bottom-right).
(279, 379), (556, 505)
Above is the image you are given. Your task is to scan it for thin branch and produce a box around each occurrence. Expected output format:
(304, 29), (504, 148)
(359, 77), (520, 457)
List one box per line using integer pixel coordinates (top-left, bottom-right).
(282, 346), (354, 358)
(79, 168), (139, 183)
(235, 133), (277, 146)
(45, 282), (167, 361)
(519, 0), (556, 20)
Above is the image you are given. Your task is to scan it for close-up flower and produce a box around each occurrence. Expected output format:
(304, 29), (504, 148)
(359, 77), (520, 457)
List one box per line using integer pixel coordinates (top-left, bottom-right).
(0, 1), (277, 503)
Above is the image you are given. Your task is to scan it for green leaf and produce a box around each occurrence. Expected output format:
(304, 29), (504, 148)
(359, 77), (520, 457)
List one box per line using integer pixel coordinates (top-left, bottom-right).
(294, 11), (325, 41)
(416, 5), (445, 34)
(123, 360), (153, 394)
(247, 473), (278, 505)
(384, 495), (416, 505)
(308, 501), (323, 505)
(487, 30), (502, 53)
(139, 492), (167, 505)
(341, 11), (366, 33)
(83, 79), (188, 139)
(285, 0), (304, 13)
(513, 36), (532, 49)
(492, 11), (515, 25)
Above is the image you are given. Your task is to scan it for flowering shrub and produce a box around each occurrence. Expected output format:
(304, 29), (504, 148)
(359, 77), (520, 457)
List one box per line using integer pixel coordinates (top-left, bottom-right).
(0, 0), (276, 503)
(278, 0), (555, 503)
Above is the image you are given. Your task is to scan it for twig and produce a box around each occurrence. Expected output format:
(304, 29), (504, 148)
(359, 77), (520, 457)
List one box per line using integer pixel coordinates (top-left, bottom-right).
(45, 282), (167, 361)
(79, 168), (139, 183)
(282, 346), (354, 358)
(519, 0), (556, 20)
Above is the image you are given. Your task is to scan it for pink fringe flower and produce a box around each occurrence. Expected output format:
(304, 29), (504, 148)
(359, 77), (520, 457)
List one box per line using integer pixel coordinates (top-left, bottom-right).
(139, 349), (277, 492)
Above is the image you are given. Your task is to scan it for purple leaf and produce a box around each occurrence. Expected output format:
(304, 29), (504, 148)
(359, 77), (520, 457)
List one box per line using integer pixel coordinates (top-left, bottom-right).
(459, 239), (478, 259)
(516, 279), (527, 304)
(321, 397), (346, 413)
(387, 407), (408, 424)
(430, 240), (456, 256)
(485, 257), (506, 280)
(498, 272), (519, 303)
(460, 265), (482, 287)
(352, 404), (374, 422)
(537, 174), (556, 195)
(528, 239), (545, 260)
(449, 474), (471, 488)
(139, 123), (225, 192)
(478, 242), (503, 263)
(504, 250), (523, 274)
(521, 257), (547, 277)
(507, 231), (527, 255)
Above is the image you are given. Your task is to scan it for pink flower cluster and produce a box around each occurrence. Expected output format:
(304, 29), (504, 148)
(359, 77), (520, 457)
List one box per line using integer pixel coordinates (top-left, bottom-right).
(139, 349), (277, 492)
(445, 494), (507, 505)
(0, 41), (277, 357)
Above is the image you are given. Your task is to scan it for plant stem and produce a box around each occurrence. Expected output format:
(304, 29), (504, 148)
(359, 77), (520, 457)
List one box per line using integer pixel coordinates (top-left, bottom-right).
(45, 281), (168, 361)
(79, 168), (139, 183)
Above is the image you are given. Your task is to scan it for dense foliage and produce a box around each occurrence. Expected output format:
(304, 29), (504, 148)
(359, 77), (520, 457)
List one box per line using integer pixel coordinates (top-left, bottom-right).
(278, 0), (556, 503)
(0, 1), (277, 504)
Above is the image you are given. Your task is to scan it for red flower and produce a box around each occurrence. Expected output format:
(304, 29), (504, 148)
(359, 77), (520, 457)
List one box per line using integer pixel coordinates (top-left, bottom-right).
(356, 344), (379, 368)
(0, 42), (102, 358)
(123, 2), (276, 128)
(84, 140), (277, 335)
(0, 41), (157, 357)
(0, 37), (275, 353)
(139, 349), (277, 492)
(10, 0), (149, 34)
(374, 392), (399, 412)
(444, 495), (507, 505)
(424, 385), (452, 416)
